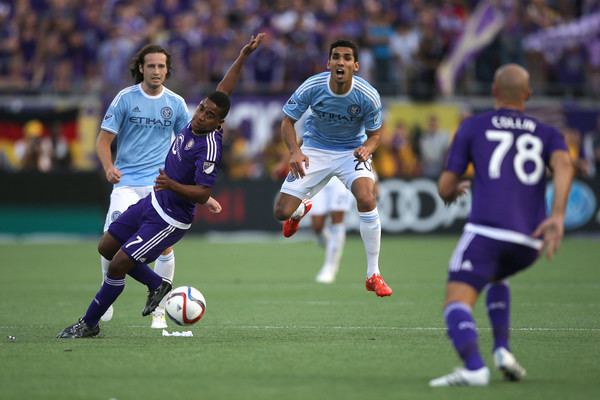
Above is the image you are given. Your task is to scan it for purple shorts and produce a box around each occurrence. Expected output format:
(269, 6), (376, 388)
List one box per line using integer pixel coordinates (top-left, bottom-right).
(447, 232), (540, 292)
(108, 196), (186, 265)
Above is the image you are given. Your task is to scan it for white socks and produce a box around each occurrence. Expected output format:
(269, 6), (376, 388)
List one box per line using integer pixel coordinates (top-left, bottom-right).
(359, 208), (381, 277)
(100, 256), (110, 282)
(154, 251), (175, 284)
(324, 222), (346, 273)
(154, 251), (175, 309)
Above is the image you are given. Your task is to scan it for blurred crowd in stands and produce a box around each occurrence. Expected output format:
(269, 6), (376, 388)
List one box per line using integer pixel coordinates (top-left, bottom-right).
(1, 0), (600, 180)
(2, 0), (600, 98)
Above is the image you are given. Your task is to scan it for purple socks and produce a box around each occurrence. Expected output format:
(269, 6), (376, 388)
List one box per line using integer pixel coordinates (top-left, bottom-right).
(486, 281), (510, 351)
(444, 302), (485, 370)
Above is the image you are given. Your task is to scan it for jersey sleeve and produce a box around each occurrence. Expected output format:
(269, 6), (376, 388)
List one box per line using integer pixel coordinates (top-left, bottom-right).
(445, 119), (472, 175)
(282, 83), (311, 121)
(173, 100), (190, 135)
(193, 140), (221, 188)
(364, 102), (383, 132)
(100, 93), (127, 135)
(545, 125), (568, 159)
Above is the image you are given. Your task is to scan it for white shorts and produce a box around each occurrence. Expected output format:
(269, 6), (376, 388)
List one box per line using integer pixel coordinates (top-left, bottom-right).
(280, 146), (375, 201)
(311, 176), (353, 215)
(103, 185), (153, 231)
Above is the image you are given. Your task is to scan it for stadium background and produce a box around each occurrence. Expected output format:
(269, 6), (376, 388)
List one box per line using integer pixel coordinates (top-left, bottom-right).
(0, 0), (599, 236)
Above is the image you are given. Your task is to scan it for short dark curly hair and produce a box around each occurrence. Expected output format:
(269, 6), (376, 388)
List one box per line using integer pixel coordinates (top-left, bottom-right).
(129, 44), (172, 84)
(328, 39), (359, 62)
(208, 91), (231, 118)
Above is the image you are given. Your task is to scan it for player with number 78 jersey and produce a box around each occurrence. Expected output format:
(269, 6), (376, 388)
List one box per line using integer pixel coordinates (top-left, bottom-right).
(430, 64), (572, 387)
(445, 109), (567, 237)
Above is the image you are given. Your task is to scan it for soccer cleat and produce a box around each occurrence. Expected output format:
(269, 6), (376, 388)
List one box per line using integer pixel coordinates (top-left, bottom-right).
(365, 273), (393, 297)
(429, 367), (490, 387)
(142, 280), (172, 316)
(151, 307), (168, 329)
(282, 199), (312, 238)
(494, 347), (526, 381)
(100, 305), (114, 322)
(57, 318), (100, 339)
(315, 265), (337, 284)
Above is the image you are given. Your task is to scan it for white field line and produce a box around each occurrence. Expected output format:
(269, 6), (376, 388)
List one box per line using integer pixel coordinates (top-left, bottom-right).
(118, 325), (600, 332)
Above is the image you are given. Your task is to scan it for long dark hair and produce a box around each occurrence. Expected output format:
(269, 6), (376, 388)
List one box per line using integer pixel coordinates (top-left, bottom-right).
(129, 44), (172, 84)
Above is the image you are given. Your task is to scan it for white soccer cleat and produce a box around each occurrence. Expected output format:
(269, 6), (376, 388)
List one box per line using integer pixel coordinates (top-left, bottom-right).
(315, 266), (336, 284)
(494, 347), (526, 381)
(429, 367), (490, 387)
(151, 307), (168, 329)
(100, 305), (114, 322)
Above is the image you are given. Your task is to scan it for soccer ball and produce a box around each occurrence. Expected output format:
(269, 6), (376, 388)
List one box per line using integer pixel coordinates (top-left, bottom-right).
(164, 286), (206, 326)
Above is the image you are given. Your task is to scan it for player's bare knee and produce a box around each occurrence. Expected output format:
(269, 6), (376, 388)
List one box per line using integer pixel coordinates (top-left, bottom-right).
(108, 251), (133, 277)
(161, 247), (173, 256)
(355, 195), (376, 212)
(98, 233), (119, 260)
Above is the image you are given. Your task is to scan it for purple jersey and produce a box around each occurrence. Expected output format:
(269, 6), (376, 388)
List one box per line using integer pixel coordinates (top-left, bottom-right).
(152, 123), (223, 227)
(445, 108), (567, 235)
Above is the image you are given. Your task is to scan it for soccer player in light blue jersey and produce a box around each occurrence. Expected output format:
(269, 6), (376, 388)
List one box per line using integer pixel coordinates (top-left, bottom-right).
(96, 44), (189, 328)
(273, 39), (392, 297)
(429, 64), (573, 387)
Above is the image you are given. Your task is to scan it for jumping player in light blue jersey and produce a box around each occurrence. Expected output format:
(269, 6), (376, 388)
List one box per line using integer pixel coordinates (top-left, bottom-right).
(273, 39), (392, 297)
(96, 44), (189, 329)
(429, 64), (573, 387)
(57, 34), (265, 339)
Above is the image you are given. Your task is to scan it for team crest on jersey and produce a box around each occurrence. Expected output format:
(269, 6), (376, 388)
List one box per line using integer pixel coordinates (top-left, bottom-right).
(185, 138), (195, 150)
(347, 104), (361, 116)
(161, 107), (173, 119)
(110, 210), (121, 222)
(203, 161), (215, 174)
(286, 97), (297, 110)
(285, 172), (296, 182)
(374, 112), (381, 125)
(104, 113), (113, 121)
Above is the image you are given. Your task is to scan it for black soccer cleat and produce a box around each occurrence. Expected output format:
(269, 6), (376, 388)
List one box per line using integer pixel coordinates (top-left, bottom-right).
(142, 280), (172, 316)
(57, 318), (100, 339)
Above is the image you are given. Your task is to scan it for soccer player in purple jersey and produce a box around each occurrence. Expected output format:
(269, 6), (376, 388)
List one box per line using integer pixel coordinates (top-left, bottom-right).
(57, 33), (265, 339)
(429, 64), (573, 386)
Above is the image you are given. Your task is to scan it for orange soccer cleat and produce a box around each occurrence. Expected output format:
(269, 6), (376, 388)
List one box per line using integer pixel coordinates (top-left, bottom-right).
(365, 273), (393, 297)
(282, 199), (312, 238)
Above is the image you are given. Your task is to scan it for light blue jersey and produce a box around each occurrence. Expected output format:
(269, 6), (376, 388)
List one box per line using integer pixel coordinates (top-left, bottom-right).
(101, 84), (189, 187)
(282, 72), (383, 151)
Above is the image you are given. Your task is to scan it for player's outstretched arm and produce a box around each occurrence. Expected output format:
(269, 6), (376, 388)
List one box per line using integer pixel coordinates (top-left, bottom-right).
(154, 168), (213, 204)
(216, 33), (265, 96)
(533, 150), (573, 260)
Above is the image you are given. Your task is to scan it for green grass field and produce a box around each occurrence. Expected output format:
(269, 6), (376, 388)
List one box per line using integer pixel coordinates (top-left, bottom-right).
(1, 234), (599, 400)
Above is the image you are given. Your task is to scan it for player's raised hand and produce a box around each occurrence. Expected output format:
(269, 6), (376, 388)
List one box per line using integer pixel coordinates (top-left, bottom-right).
(288, 149), (309, 179)
(241, 33), (265, 57)
(106, 166), (121, 184)
(532, 214), (565, 260)
(154, 168), (172, 191)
